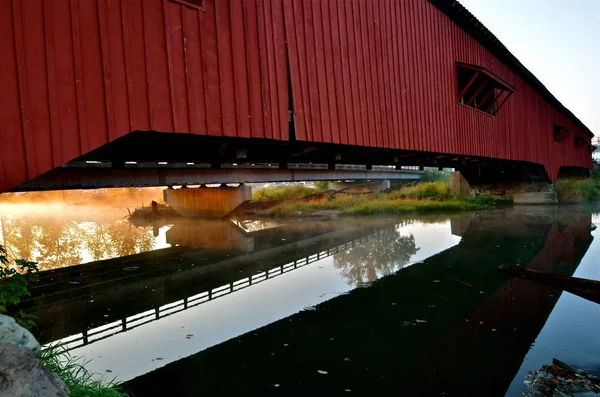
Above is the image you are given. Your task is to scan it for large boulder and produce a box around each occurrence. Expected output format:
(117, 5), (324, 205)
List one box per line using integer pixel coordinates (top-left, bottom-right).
(0, 314), (40, 358)
(0, 343), (69, 396)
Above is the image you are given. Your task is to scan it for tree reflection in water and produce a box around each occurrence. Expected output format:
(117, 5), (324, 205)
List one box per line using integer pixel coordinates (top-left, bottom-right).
(0, 217), (155, 271)
(334, 226), (419, 286)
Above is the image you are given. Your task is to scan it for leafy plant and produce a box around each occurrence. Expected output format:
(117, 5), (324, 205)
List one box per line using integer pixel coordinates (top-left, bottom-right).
(0, 244), (39, 329)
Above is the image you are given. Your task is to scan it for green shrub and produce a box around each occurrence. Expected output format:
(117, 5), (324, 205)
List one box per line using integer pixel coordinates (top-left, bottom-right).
(0, 244), (39, 329)
(312, 181), (330, 190)
(252, 184), (318, 202)
(555, 178), (600, 203)
(420, 169), (451, 183)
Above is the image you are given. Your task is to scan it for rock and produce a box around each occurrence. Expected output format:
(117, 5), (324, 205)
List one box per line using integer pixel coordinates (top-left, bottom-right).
(0, 343), (70, 397)
(0, 314), (40, 358)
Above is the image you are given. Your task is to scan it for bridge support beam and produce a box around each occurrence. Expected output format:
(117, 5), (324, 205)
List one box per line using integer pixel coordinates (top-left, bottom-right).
(327, 180), (390, 193)
(163, 185), (252, 218)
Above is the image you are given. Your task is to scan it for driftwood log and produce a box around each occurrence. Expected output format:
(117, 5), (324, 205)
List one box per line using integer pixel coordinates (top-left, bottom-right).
(499, 266), (600, 305)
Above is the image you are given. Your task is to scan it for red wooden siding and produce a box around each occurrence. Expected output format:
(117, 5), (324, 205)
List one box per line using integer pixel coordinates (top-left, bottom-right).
(283, 0), (592, 182)
(0, 0), (592, 194)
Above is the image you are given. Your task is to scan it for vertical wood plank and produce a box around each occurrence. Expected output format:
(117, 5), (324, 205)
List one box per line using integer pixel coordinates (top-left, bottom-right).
(163, 0), (178, 131)
(230, 0), (251, 138)
(312, 0), (330, 143)
(120, 0), (138, 131)
(98, 0), (116, 141)
(11, 0), (37, 177)
(244, 0), (265, 138)
(69, 0), (89, 154)
(271, 0), (288, 141)
(43, 1), (62, 166)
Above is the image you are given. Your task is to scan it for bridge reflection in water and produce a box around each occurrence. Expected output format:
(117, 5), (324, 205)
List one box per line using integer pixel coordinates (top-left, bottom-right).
(124, 208), (594, 397)
(50, 227), (402, 350)
(14, 206), (596, 395)
(23, 217), (426, 347)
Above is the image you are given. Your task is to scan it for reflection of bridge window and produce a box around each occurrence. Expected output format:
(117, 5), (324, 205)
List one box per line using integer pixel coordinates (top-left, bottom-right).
(554, 125), (571, 143)
(456, 63), (514, 116)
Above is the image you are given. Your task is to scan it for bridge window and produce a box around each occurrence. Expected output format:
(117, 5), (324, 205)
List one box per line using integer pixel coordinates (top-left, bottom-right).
(456, 63), (514, 116)
(574, 136), (587, 150)
(554, 125), (571, 143)
(170, 0), (204, 11)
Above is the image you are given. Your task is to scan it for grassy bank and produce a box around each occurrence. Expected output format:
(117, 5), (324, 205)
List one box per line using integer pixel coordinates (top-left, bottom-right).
(259, 181), (507, 217)
(555, 175), (600, 203)
(41, 345), (128, 397)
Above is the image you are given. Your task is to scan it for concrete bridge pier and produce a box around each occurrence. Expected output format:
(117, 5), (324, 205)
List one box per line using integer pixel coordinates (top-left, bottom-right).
(449, 171), (558, 204)
(163, 185), (252, 218)
(327, 180), (391, 193)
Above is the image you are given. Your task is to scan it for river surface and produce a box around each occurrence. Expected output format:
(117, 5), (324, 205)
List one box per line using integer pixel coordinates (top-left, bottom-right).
(1, 199), (599, 396)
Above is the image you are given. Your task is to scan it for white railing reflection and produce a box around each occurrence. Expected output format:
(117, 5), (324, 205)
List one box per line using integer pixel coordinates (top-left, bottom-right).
(51, 235), (370, 351)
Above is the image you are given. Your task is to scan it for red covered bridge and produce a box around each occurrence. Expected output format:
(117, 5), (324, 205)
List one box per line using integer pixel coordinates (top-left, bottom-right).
(0, 0), (594, 193)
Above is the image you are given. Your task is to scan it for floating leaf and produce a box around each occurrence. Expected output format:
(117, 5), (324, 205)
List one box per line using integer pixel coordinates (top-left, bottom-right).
(155, 357), (164, 361)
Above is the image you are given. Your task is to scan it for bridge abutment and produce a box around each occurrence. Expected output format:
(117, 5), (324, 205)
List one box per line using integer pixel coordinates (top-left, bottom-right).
(449, 171), (558, 204)
(163, 185), (252, 218)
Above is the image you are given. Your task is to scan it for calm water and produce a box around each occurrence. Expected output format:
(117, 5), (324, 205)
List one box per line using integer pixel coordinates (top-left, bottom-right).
(1, 201), (599, 396)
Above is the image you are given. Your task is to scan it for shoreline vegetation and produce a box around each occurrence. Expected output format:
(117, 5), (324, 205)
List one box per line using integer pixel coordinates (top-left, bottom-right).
(246, 181), (509, 218)
(0, 245), (129, 397)
(555, 172), (600, 203)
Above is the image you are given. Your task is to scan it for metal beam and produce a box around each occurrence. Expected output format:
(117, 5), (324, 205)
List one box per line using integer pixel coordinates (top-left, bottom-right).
(11, 168), (424, 192)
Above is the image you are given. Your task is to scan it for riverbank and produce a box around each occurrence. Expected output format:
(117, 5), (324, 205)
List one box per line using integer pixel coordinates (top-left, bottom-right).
(555, 174), (600, 203)
(246, 182), (509, 217)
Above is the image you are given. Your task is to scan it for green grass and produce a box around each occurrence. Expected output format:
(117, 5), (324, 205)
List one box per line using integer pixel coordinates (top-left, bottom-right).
(388, 181), (454, 200)
(251, 184), (319, 202)
(555, 176), (600, 203)
(262, 181), (507, 217)
(41, 345), (128, 397)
